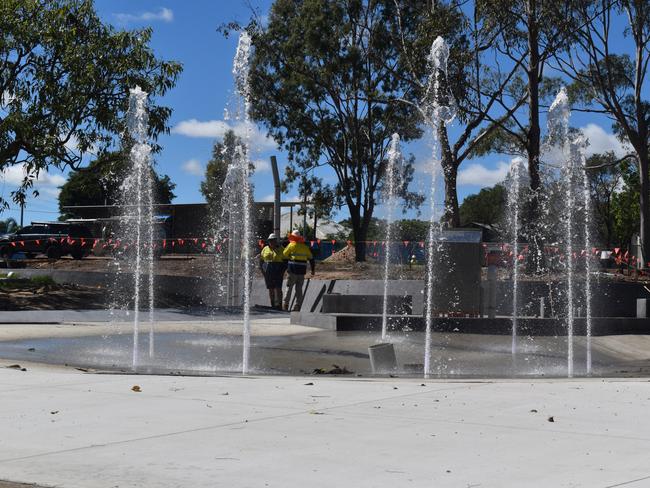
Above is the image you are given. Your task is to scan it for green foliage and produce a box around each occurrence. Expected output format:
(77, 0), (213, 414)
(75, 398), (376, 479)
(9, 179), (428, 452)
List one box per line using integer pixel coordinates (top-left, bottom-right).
(0, 218), (18, 234)
(332, 217), (428, 243)
(29, 275), (56, 287)
(559, 1), (650, 256)
(200, 130), (241, 208)
(0, 0), (182, 208)
(200, 130), (257, 225)
(611, 161), (640, 249)
(0, 274), (57, 291)
(459, 184), (506, 228)
(395, 219), (429, 242)
(585, 152), (641, 248)
(587, 152), (625, 247)
(58, 151), (176, 218)
(334, 217), (385, 242)
(292, 174), (340, 223)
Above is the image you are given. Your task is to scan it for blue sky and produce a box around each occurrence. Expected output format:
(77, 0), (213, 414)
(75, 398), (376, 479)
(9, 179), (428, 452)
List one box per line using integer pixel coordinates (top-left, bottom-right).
(0, 1), (632, 226)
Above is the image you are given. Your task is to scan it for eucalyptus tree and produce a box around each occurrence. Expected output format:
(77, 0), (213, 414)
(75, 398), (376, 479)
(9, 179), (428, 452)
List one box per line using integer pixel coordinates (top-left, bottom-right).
(248, 0), (427, 260)
(0, 0), (182, 209)
(471, 0), (578, 271)
(556, 0), (650, 261)
(58, 151), (176, 219)
(201, 130), (242, 209)
(391, 0), (531, 227)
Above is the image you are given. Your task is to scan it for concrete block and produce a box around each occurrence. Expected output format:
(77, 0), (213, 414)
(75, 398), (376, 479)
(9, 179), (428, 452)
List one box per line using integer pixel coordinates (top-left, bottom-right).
(322, 294), (412, 314)
(368, 343), (397, 373)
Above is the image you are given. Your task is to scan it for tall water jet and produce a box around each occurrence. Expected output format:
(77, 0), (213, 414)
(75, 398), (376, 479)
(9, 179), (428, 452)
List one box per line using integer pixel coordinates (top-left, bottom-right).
(570, 134), (593, 373)
(421, 37), (456, 377)
(580, 136), (593, 373)
(507, 158), (525, 357)
(548, 86), (579, 377)
(380, 134), (402, 340)
(229, 31), (254, 374)
(123, 86), (156, 370)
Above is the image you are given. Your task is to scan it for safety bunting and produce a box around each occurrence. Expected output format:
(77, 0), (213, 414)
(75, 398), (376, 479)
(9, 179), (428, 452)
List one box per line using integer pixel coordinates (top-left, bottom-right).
(2, 237), (648, 267)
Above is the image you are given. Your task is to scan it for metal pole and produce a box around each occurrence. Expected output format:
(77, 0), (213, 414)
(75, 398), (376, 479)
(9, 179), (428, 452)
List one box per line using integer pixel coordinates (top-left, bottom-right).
(289, 205), (293, 233)
(302, 193), (308, 237)
(270, 156), (281, 238)
(20, 203), (24, 227)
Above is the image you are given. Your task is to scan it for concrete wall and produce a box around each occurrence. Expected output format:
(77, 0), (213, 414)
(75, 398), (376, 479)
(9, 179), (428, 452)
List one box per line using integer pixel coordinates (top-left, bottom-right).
(428, 241), (482, 314)
(7, 269), (646, 318)
(276, 278), (647, 318)
(321, 294), (412, 314)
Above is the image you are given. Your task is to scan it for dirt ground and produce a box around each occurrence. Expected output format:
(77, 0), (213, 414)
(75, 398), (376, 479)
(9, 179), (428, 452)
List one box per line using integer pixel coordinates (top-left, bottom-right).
(0, 255), (645, 311)
(0, 482), (47, 488)
(0, 275), (205, 311)
(0, 281), (106, 311)
(7, 253), (426, 281)
(3, 249), (647, 283)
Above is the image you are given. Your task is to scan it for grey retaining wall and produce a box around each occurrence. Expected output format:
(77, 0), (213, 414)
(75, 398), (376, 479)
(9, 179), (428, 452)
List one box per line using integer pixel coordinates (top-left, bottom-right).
(7, 269), (647, 318)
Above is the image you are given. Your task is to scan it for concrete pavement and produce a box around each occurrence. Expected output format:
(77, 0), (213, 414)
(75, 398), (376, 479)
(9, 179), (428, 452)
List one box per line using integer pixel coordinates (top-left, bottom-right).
(1, 363), (650, 488)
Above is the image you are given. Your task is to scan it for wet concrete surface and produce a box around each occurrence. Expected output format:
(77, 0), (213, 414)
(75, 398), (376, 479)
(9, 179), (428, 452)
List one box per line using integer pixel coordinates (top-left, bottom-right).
(1, 323), (649, 378)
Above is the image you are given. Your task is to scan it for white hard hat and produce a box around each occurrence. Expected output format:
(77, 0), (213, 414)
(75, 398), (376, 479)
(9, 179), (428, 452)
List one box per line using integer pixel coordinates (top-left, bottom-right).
(267, 233), (277, 240)
(291, 230), (301, 237)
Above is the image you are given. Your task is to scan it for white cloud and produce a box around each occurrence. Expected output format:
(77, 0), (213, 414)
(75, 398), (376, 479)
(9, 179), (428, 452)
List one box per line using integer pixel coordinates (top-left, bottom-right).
(458, 161), (510, 187)
(181, 158), (203, 176)
(580, 123), (627, 157)
(414, 157), (444, 176)
(253, 158), (271, 172)
(113, 7), (174, 25)
(171, 119), (277, 152)
(1, 164), (66, 199)
(42, 187), (62, 199)
(542, 124), (627, 166)
(260, 193), (301, 203)
(39, 172), (66, 187)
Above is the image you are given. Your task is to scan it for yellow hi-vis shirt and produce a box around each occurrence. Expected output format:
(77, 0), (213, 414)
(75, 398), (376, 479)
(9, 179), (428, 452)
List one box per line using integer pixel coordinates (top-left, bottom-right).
(283, 241), (313, 275)
(261, 245), (285, 263)
(283, 241), (313, 262)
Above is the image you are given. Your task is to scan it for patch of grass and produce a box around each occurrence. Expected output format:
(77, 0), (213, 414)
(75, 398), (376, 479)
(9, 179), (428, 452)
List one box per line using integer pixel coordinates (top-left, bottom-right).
(0, 274), (57, 291)
(29, 275), (56, 287)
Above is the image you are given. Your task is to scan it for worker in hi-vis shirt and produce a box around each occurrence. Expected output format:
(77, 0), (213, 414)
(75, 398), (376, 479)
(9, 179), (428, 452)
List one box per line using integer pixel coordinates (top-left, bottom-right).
(259, 233), (286, 310)
(282, 230), (315, 311)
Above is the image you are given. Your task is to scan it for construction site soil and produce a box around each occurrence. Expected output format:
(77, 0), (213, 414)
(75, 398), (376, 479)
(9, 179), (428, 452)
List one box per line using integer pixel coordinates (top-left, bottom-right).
(4, 246), (646, 284)
(12, 253), (425, 281)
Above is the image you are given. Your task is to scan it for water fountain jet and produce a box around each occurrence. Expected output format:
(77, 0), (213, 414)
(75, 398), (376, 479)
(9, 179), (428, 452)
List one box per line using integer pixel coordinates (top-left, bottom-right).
(380, 133), (402, 340)
(507, 158), (526, 357)
(421, 37), (456, 377)
(216, 31), (255, 375)
(546, 86), (594, 377)
(123, 86), (156, 370)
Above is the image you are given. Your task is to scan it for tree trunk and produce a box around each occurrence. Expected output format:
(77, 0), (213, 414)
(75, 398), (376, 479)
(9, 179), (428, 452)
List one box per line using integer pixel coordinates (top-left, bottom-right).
(442, 162), (460, 228)
(353, 219), (369, 263)
(638, 147), (650, 265)
(439, 125), (460, 228)
(526, 0), (541, 193)
(525, 0), (544, 273)
(348, 205), (369, 262)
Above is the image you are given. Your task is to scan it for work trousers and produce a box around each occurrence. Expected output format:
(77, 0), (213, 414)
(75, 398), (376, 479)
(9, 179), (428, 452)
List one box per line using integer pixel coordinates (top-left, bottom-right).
(284, 272), (305, 311)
